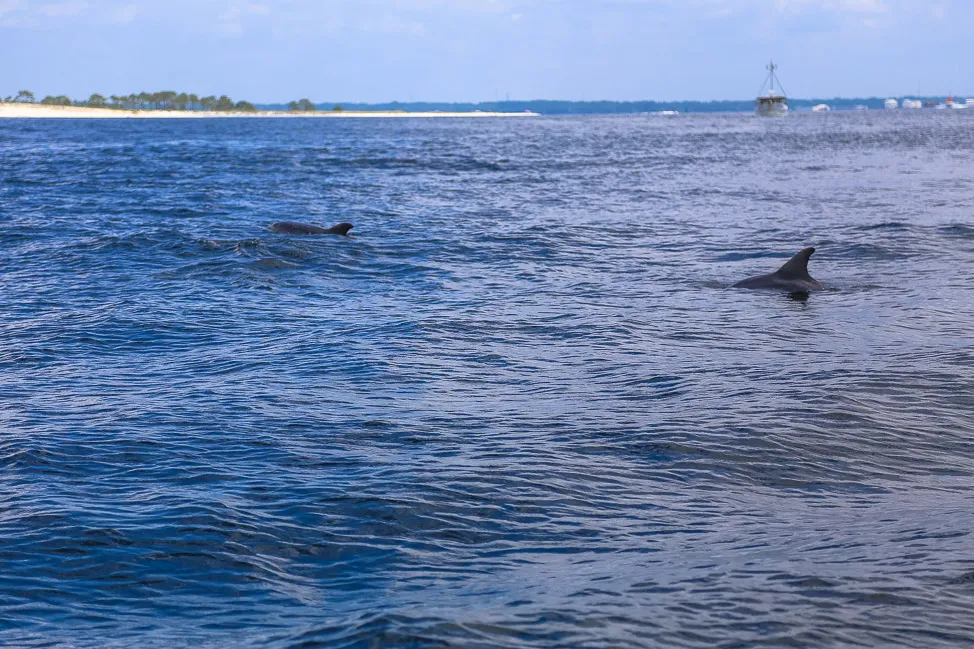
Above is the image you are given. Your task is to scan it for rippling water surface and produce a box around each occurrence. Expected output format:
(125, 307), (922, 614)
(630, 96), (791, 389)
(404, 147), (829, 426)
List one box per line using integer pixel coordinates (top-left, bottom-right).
(2, 112), (974, 648)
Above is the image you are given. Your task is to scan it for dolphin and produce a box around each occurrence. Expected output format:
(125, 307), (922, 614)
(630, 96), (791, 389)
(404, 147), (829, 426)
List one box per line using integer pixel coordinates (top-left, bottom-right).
(269, 222), (354, 235)
(733, 247), (824, 292)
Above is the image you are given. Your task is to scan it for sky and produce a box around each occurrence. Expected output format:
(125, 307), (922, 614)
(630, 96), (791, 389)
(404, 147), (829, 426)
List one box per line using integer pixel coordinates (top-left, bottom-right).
(0, 0), (970, 103)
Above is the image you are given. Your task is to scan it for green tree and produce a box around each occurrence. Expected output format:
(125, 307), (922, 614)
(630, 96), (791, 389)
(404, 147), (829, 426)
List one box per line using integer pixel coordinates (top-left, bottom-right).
(88, 93), (107, 107)
(297, 98), (315, 111)
(188, 93), (200, 111)
(157, 91), (178, 109)
(332, 105), (343, 112)
(288, 100), (300, 112)
(200, 96), (217, 111)
(234, 100), (257, 112)
(15, 90), (35, 103)
(215, 95), (235, 111)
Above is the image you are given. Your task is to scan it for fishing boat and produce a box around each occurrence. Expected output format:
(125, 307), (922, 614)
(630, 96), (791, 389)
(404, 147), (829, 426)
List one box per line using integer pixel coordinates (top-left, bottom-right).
(947, 97), (968, 110)
(755, 61), (788, 117)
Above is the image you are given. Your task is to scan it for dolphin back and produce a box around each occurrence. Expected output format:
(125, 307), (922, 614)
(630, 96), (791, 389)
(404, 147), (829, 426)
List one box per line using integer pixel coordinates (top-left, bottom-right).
(776, 247), (816, 277)
(733, 247), (824, 291)
(325, 222), (354, 235)
(269, 221), (354, 235)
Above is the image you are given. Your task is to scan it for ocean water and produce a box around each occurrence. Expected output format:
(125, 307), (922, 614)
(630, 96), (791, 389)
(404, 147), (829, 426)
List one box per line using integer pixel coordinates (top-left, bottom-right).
(1, 111), (973, 648)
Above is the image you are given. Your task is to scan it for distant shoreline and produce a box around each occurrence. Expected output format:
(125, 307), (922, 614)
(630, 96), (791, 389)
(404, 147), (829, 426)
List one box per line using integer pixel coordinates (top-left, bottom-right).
(0, 103), (538, 119)
(265, 96), (972, 114)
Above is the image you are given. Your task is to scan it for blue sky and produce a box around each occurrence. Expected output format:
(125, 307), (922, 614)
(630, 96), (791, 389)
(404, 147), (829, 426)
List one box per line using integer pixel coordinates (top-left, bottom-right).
(1, 0), (970, 102)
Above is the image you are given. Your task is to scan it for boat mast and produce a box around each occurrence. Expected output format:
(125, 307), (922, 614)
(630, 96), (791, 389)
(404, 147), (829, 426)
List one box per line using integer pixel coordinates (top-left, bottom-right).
(768, 61), (776, 96)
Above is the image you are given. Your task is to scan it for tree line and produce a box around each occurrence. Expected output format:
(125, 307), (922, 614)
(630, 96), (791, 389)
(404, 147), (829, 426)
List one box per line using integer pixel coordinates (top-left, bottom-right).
(3, 90), (342, 113)
(2, 90), (260, 112)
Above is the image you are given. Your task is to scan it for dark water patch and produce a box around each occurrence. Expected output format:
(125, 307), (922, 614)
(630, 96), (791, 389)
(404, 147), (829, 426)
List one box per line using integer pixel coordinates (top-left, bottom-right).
(938, 223), (974, 238)
(947, 571), (974, 586)
(715, 250), (794, 263)
(817, 241), (906, 260)
(146, 207), (225, 219)
(251, 258), (300, 270)
(857, 221), (911, 231)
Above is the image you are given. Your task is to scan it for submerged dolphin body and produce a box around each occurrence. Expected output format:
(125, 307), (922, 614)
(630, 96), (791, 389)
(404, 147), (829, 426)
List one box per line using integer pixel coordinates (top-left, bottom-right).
(733, 247), (824, 292)
(269, 222), (354, 235)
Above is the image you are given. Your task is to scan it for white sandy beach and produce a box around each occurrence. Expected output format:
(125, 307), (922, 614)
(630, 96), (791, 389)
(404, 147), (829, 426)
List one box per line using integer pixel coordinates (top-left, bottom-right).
(0, 103), (538, 119)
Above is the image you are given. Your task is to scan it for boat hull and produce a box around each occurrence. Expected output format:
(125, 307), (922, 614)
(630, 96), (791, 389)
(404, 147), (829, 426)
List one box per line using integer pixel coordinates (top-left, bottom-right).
(755, 101), (789, 117)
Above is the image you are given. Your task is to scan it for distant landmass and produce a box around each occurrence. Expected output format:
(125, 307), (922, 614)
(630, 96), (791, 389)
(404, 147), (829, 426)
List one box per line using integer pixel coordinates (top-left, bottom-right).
(257, 97), (966, 114)
(5, 89), (967, 116)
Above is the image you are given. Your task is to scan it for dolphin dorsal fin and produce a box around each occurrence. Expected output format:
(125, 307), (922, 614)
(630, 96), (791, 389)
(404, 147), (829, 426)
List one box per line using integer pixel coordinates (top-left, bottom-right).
(776, 247), (815, 277)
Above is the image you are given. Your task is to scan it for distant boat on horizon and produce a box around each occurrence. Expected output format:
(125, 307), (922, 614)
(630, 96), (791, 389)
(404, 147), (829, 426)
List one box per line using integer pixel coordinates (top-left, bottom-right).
(755, 61), (788, 117)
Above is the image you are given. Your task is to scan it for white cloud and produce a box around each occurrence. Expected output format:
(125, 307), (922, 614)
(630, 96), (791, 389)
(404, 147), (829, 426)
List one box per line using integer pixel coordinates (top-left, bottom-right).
(390, 0), (513, 11)
(0, 0), (30, 26)
(842, 0), (887, 10)
(0, 0), (21, 16)
(217, 2), (271, 36)
(38, 0), (89, 17)
(363, 13), (426, 35)
(773, 0), (887, 12)
(107, 4), (138, 24)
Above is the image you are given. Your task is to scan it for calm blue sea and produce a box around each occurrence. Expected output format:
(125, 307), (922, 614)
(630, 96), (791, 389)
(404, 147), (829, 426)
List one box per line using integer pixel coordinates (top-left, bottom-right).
(1, 112), (973, 648)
